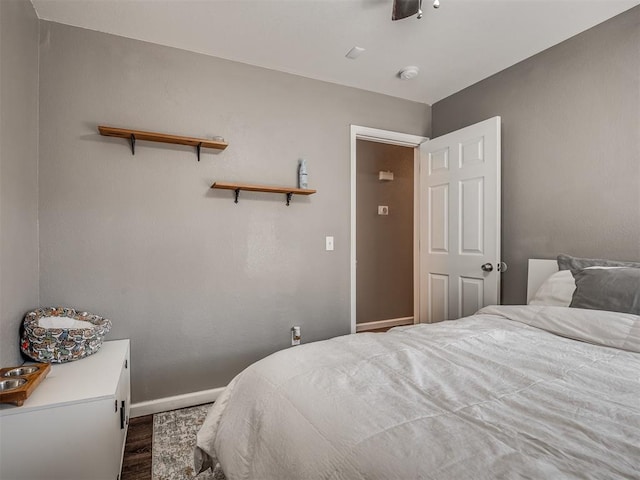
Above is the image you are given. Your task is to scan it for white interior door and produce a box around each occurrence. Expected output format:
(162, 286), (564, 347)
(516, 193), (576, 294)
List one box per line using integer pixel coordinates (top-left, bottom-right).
(419, 117), (501, 322)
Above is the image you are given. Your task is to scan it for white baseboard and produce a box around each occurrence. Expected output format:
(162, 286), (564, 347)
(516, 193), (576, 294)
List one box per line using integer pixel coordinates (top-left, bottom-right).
(130, 386), (226, 418)
(356, 316), (414, 332)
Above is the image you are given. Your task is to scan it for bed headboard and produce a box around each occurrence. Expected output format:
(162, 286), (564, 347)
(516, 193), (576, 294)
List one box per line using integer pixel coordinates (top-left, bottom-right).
(527, 259), (559, 302)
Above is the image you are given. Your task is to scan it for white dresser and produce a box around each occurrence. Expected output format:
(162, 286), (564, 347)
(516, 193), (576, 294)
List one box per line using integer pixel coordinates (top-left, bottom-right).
(0, 339), (130, 480)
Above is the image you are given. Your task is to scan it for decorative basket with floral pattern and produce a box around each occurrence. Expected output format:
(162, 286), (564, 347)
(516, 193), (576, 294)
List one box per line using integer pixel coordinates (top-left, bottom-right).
(21, 307), (112, 363)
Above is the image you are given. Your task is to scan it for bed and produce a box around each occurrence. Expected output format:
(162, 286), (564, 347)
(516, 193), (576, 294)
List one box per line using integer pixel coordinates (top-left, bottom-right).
(195, 255), (640, 479)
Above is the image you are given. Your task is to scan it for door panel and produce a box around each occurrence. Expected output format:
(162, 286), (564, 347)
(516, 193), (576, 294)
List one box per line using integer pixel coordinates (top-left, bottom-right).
(420, 117), (501, 322)
(428, 184), (449, 253)
(429, 148), (450, 174)
(428, 273), (449, 323)
(459, 276), (484, 318)
(460, 136), (485, 167)
(459, 177), (484, 255)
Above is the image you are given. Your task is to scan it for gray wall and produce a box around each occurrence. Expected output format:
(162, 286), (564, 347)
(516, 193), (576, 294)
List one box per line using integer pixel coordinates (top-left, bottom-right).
(38, 22), (430, 402)
(0, 0), (40, 366)
(356, 140), (413, 324)
(432, 6), (640, 305)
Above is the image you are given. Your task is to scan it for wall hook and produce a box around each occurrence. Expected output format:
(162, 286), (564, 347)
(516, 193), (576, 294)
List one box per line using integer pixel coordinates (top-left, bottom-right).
(196, 142), (202, 162)
(129, 134), (136, 155)
(286, 193), (293, 206)
(234, 189), (240, 204)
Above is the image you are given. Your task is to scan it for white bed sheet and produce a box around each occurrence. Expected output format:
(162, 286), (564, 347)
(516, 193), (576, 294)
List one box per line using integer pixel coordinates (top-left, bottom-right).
(196, 305), (640, 479)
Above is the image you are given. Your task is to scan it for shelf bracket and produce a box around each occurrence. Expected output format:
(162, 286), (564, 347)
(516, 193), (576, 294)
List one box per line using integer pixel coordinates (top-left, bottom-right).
(196, 142), (202, 162)
(129, 134), (136, 155)
(234, 189), (240, 204)
(286, 192), (293, 206)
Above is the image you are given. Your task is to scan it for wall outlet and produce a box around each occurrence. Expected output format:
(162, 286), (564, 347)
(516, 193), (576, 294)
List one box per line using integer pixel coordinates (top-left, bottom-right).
(378, 205), (389, 216)
(291, 326), (301, 346)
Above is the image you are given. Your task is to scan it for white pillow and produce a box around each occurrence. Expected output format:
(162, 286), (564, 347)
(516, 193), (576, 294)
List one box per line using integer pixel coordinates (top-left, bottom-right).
(529, 270), (576, 306)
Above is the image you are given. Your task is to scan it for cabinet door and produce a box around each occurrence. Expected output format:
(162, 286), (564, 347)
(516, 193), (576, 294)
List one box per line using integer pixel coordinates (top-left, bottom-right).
(114, 347), (131, 475)
(1, 399), (119, 480)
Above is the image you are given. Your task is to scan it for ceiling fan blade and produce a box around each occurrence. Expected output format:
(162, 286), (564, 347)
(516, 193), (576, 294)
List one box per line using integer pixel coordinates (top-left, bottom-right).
(392, 0), (420, 21)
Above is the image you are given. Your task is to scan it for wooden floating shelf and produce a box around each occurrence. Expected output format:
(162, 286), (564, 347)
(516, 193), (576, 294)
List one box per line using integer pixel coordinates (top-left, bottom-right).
(212, 182), (316, 206)
(212, 182), (316, 195)
(98, 126), (228, 161)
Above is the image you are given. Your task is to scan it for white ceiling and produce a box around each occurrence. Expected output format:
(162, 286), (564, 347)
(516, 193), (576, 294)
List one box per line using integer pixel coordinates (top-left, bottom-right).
(31, 0), (639, 105)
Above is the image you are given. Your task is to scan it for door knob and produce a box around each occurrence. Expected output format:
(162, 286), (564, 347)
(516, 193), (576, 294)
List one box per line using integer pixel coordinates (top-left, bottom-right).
(481, 263), (493, 272)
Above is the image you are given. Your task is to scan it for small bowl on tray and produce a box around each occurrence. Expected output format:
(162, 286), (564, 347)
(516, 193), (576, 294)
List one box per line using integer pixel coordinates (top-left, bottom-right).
(0, 363), (51, 406)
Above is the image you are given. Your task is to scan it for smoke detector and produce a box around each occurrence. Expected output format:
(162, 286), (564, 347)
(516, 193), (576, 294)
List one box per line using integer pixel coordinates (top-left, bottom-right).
(398, 66), (420, 80)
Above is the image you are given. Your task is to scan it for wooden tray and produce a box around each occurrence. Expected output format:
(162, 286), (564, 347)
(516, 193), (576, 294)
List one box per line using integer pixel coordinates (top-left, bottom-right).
(0, 363), (51, 406)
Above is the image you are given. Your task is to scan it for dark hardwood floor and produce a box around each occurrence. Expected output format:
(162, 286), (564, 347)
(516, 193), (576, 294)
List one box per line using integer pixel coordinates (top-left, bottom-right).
(363, 326), (393, 332)
(359, 325), (412, 333)
(121, 414), (153, 480)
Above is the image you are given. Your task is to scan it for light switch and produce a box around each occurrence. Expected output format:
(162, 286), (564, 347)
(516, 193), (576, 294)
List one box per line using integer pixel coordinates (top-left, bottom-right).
(325, 236), (334, 251)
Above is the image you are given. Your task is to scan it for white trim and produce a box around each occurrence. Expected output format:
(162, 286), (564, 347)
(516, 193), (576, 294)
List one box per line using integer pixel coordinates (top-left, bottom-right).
(413, 148), (420, 325)
(130, 386), (225, 418)
(350, 125), (428, 334)
(355, 316), (415, 332)
(354, 126), (428, 148)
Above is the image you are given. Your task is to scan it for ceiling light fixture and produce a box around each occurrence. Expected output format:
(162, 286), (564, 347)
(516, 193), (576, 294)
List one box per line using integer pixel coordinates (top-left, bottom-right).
(392, 0), (441, 21)
(399, 66), (420, 80)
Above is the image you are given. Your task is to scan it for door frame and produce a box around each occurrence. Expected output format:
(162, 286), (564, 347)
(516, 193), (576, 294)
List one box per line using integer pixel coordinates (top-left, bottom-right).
(350, 125), (429, 334)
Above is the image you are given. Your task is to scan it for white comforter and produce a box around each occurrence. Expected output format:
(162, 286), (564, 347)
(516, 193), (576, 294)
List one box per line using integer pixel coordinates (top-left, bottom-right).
(195, 306), (640, 479)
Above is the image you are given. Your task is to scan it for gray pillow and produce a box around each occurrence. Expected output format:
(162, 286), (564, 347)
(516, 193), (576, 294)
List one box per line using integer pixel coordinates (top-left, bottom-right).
(570, 268), (640, 315)
(557, 254), (640, 273)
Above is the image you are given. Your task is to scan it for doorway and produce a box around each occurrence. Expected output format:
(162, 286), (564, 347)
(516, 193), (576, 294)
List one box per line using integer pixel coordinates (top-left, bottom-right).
(350, 126), (428, 334)
(355, 140), (414, 331)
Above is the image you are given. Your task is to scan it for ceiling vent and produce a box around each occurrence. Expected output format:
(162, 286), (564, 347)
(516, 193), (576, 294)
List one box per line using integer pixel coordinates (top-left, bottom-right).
(345, 46), (366, 60)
